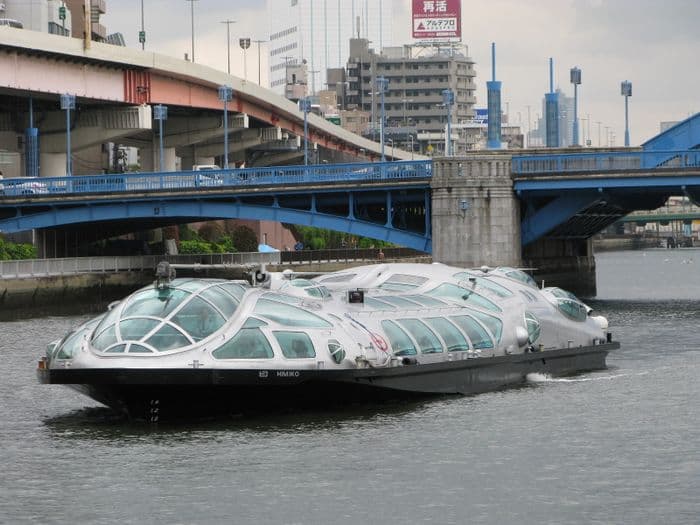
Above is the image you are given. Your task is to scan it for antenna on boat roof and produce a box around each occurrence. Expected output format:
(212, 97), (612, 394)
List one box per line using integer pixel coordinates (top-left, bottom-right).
(155, 261), (176, 289)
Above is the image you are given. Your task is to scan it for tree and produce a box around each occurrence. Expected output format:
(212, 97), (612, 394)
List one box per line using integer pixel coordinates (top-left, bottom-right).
(230, 225), (258, 252)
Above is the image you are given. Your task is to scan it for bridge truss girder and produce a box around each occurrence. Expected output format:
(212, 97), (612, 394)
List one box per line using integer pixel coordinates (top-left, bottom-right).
(0, 188), (432, 253)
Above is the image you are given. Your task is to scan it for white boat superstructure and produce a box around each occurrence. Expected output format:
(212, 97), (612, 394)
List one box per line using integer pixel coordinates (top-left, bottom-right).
(38, 262), (617, 420)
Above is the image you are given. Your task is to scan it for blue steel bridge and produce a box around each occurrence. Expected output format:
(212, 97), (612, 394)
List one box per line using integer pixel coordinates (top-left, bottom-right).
(1, 114), (700, 255)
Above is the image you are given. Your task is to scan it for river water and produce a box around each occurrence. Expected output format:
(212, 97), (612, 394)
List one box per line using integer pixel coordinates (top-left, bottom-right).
(1, 249), (699, 524)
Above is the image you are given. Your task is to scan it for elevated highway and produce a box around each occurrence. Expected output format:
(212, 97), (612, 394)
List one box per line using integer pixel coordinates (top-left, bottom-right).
(0, 26), (420, 178)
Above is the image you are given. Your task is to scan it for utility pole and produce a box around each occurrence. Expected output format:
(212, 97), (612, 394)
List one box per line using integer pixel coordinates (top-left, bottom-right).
(221, 20), (236, 75)
(185, 0), (198, 62)
(253, 39), (267, 85)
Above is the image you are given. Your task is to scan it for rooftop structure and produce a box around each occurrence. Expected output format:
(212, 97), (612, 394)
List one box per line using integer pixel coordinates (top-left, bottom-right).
(267, 0), (393, 95)
(345, 39), (477, 156)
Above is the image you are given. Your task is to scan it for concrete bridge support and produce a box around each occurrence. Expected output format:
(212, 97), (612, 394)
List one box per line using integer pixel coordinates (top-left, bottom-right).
(431, 155), (597, 297)
(522, 238), (596, 298)
(431, 155), (521, 268)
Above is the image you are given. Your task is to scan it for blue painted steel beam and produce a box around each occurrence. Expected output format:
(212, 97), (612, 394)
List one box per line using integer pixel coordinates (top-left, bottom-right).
(515, 174), (700, 193)
(0, 199), (432, 253)
(521, 191), (599, 245)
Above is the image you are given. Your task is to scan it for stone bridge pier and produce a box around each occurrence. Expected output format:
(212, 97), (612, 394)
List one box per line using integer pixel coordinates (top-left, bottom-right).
(431, 155), (597, 297)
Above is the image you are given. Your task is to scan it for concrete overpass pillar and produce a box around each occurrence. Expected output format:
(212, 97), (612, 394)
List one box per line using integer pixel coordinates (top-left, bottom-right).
(40, 153), (67, 177)
(431, 154), (521, 268)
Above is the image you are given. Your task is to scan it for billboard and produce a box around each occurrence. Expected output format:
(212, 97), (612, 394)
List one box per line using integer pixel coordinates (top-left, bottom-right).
(412, 0), (461, 40)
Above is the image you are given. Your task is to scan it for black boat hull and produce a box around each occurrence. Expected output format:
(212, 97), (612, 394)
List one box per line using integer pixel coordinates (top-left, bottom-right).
(38, 343), (618, 421)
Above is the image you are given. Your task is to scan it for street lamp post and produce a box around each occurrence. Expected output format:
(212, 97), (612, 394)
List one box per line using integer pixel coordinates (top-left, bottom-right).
(402, 97), (412, 150)
(220, 20), (236, 74)
(239, 38), (251, 81)
(139, 0), (146, 49)
(253, 39), (267, 85)
(185, 0), (198, 62)
(621, 80), (632, 147)
(60, 94), (75, 176)
(442, 89), (455, 156)
(299, 97), (311, 166)
(218, 85), (234, 168)
(376, 76), (389, 161)
(570, 67), (581, 146)
(153, 104), (168, 171)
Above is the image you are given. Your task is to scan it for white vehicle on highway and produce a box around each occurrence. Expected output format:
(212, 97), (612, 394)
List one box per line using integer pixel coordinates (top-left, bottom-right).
(192, 165), (224, 187)
(0, 176), (49, 195)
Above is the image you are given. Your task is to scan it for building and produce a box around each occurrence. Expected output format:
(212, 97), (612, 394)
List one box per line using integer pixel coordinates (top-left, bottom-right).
(2, 0), (73, 36)
(64, 0), (106, 42)
(530, 88), (575, 147)
(267, 0), (393, 96)
(345, 39), (477, 156)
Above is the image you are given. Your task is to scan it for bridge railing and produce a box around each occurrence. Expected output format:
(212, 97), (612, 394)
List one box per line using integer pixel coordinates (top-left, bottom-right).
(512, 149), (700, 174)
(0, 160), (432, 197)
(0, 248), (428, 278)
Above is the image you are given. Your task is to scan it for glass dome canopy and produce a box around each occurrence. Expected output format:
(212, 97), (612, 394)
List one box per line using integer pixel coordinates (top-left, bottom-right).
(90, 279), (248, 354)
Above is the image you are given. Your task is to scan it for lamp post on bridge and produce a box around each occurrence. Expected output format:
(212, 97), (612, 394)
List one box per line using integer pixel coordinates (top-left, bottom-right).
(139, 0), (146, 49)
(621, 80), (632, 147)
(185, 0), (198, 62)
(570, 67), (581, 146)
(218, 85), (234, 169)
(60, 94), (75, 176)
(153, 104), (168, 171)
(299, 97), (312, 166)
(220, 19), (236, 75)
(376, 76), (389, 161)
(442, 88), (455, 156)
(239, 38), (251, 81)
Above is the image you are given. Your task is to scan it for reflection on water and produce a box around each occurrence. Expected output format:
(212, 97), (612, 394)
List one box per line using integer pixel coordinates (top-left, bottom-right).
(2, 250), (700, 525)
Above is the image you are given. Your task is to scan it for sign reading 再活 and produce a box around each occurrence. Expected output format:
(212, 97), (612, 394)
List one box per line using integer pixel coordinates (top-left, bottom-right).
(412, 0), (461, 39)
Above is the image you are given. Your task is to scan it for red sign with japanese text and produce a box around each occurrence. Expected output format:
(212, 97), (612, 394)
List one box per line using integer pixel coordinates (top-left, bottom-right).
(412, 0), (461, 39)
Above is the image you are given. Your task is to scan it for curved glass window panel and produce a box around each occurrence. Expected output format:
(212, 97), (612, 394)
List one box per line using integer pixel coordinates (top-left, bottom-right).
(376, 296), (422, 308)
(557, 299), (588, 322)
(426, 283), (501, 312)
(469, 311), (503, 343)
(220, 283), (247, 301)
(381, 320), (417, 356)
(262, 292), (303, 305)
(273, 331), (317, 359)
(104, 344), (127, 354)
(397, 319), (443, 354)
(212, 328), (274, 359)
(505, 269), (537, 288)
(291, 279), (314, 287)
(520, 290), (538, 303)
(254, 299), (332, 328)
(122, 288), (190, 319)
(403, 295), (446, 307)
(242, 317), (268, 328)
(525, 311), (541, 343)
(450, 316), (494, 349)
(128, 344), (156, 354)
(378, 282), (420, 292)
(118, 318), (160, 341)
(454, 272), (513, 297)
(364, 298), (396, 310)
(146, 324), (193, 351)
(384, 274), (428, 286)
(93, 302), (122, 341)
(201, 286), (239, 317)
(92, 324), (118, 351)
(425, 317), (469, 352)
(327, 339), (346, 364)
(319, 273), (356, 283)
(305, 286), (331, 299)
(176, 280), (211, 292)
(55, 330), (84, 359)
(171, 296), (226, 341)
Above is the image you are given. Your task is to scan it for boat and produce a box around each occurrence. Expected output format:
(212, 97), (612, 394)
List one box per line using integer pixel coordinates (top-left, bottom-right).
(37, 261), (618, 421)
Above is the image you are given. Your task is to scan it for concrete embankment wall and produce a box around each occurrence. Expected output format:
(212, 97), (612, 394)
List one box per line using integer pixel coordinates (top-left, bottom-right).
(0, 272), (155, 319)
(0, 257), (431, 319)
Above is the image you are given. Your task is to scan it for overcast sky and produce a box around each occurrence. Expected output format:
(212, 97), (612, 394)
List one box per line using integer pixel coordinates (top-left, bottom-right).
(103, 0), (700, 146)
